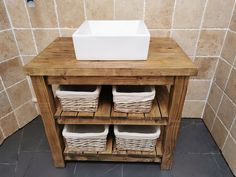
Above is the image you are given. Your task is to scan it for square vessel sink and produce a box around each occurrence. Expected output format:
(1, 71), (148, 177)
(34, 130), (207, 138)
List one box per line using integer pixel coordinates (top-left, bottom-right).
(72, 20), (150, 60)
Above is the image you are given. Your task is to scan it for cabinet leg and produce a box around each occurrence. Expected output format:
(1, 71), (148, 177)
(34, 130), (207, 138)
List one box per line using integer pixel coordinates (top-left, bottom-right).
(161, 77), (189, 170)
(31, 76), (65, 167)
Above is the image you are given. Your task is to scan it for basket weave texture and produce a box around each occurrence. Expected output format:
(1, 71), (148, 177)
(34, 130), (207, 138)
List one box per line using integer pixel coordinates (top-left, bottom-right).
(56, 85), (101, 112)
(114, 125), (160, 151)
(112, 86), (155, 113)
(63, 125), (108, 152)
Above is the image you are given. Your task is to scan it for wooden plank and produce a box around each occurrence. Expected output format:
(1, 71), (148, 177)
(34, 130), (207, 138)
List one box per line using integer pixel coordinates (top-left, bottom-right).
(77, 111), (94, 118)
(156, 86), (169, 118)
(64, 154), (161, 163)
(99, 136), (113, 155)
(57, 117), (168, 125)
(110, 107), (127, 119)
(31, 76), (65, 167)
(55, 106), (62, 118)
(94, 98), (111, 119)
(161, 76), (189, 170)
(47, 76), (174, 85)
(61, 111), (77, 118)
(145, 98), (161, 119)
(24, 38), (198, 77)
(127, 113), (145, 120)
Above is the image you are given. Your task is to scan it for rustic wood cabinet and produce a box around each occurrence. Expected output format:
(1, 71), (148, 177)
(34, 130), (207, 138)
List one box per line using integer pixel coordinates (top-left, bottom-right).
(24, 37), (197, 170)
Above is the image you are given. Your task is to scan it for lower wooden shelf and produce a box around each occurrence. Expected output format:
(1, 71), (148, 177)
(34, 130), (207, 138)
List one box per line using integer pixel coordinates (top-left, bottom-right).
(64, 135), (163, 163)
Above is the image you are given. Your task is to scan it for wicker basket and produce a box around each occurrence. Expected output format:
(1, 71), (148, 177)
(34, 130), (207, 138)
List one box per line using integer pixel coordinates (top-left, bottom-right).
(112, 86), (155, 113)
(114, 125), (160, 151)
(62, 125), (109, 152)
(56, 85), (101, 112)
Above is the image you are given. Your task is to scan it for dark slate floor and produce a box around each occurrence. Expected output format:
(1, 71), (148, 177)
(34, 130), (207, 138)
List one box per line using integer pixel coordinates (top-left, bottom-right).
(0, 117), (234, 177)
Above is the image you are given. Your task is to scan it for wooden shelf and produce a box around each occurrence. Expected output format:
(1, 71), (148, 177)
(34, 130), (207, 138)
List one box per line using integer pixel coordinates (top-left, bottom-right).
(55, 86), (169, 125)
(64, 135), (163, 163)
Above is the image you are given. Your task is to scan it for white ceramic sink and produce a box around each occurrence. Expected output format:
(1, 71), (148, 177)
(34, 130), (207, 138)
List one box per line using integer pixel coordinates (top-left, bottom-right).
(72, 20), (150, 60)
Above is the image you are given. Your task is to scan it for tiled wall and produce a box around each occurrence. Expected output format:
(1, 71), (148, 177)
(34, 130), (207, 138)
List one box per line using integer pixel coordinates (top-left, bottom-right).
(203, 5), (236, 175)
(0, 0), (38, 144)
(3, 0), (235, 119)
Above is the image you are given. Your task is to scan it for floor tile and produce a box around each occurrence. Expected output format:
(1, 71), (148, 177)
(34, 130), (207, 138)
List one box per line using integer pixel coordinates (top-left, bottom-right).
(75, 162), (122, 177)
(0, 129), (22, 163)
(20, 117), (50, 152)
(171, 153), (224, 177)
(212, 154), (234, 177)
(0, 164), (16, 177)
(123, 163), (173, 177)
(20, 152), (75, 177)
(175, 119), (219, 154)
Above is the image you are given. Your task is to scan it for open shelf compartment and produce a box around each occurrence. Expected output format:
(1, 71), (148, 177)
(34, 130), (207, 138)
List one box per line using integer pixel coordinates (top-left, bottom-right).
(55, 86), (169, 126)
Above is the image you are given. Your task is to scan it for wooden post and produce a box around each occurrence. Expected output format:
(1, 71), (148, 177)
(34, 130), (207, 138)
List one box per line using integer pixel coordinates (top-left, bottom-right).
(31, 76), (65, 167)
(161, 76), (189, 170)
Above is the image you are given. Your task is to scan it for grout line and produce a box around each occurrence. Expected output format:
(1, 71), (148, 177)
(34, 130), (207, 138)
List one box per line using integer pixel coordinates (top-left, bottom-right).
(210, 58), (235, 131)
(192, 0), (209, 61)
(83, 0), (87, 20)
(185, 100), (206, 102)
(220, 56), (235, 66)
(23, 0), (39, 54)
(222, 115), (236, 150)
(0, 28), (11, 33)
(229, 29), (236, 34)
(142, 0), (146, 20)
(53, 0), (62, 37)
(5, 78), (27, 90)
(113, 0), (116, 19)
(202, 57), (220, 118)
(189, 79), (211, 82)
(2, 0), (21, 60)
(170, 0), (177, 37)
(0, 55), (19, 64)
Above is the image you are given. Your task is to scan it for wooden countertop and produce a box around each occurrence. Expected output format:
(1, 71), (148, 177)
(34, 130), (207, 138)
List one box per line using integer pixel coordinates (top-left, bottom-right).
(24, 37), (198, 77)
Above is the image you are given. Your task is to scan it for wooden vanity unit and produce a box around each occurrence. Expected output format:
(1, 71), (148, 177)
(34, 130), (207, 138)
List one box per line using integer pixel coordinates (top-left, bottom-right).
(24, 37), (197, 170)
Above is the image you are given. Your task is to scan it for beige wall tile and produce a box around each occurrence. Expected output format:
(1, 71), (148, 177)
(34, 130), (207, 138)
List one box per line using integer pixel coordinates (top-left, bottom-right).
(27, 0), (57, 28)
(223, 136), (236, 175)
(208, 82), (223, 111)
(196, 30), (226, 56)
(15, 30), (36, 55)
(60, 29), (76, 37)
(222, 31), (236, 65)
(0, 113), (18, 138)
(7, 80), (32, 109)
(231, 120), (236, 140)
(149, 30), (170, 37)
(0, 0), (10, 30)
(5, 0), (30, 28)
(230, 8), (236, 32)
(211, 117), (228, 149)
(218, 95), (236, 129)
(0, 79), (3, 91)
(86, 0), (113, 20)
(145, 0), (174, 29)
(203, 103), (215, 130)
(0, 31), (18, 62)
(14, 101), (38, 128)
(0, 128), (4, 144)
(22, 55), (35, 65)
(225, 68), (236, 103)
(186, 80), (211, 100)
(0, 57), (26, 88)
(173, 0), (206, 28)
(56, 0), (84, 28)
(0, 91), (12, 118)
(34, 30), (59, 53)
(193, 57), (218, 79)
(182, 101), (205, 118)
(115, 0), (143, 20)
(172, 30), (199, 56)
(214, 58), (231, 90)
(203, 0), (235, 28)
